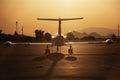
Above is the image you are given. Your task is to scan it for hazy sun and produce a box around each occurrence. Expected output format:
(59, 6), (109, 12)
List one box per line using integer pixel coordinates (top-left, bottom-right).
(55, 0), (76, 6)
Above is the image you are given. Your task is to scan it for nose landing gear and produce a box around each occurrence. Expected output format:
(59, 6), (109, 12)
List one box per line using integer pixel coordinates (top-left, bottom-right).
(56, 46), (61, 53)
(57, 46), (59, 53)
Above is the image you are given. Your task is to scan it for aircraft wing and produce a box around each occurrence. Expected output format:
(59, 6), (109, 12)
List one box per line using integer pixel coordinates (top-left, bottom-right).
(65, 41), (107, 45)
(4, 41), (52, 46)
(13, 43), (52, 45)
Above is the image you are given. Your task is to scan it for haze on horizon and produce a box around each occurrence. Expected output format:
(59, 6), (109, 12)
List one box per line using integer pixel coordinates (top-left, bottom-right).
(0, 0), (119, 36)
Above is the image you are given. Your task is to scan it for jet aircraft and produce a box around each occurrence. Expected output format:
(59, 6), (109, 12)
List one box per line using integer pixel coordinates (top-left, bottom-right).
(4, 17), (113, 54)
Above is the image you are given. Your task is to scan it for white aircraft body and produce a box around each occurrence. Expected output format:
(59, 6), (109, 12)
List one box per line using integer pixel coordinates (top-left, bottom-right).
(4, 17), (113, 54)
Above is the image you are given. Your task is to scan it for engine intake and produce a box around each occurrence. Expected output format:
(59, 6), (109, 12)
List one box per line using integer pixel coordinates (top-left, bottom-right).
(4, 41), (12, 46)
(105, 39), (113, 44)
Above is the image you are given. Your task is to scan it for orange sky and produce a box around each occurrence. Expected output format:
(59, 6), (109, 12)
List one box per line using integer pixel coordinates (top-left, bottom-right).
(0, 0), (119, 36)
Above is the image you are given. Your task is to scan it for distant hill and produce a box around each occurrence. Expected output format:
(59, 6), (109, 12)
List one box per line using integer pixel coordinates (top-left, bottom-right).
(72, 31), (88, 38)
(68, 28), (117, 39)
(71, 31), (102, 38)
(89, 32), (102, 38)
(79, 27), (117, 36)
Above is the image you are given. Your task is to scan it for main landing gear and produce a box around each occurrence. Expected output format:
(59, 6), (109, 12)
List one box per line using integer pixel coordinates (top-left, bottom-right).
(68, 44), (73, 55)
(45, 45), (50, 55)
(45, 45), (73, 55)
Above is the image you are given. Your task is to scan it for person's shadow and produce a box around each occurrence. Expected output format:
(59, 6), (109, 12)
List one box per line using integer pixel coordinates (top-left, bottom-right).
(33, 56), (46, 61)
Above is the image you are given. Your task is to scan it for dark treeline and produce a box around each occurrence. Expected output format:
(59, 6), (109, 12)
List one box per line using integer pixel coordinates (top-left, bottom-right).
(35, 29), (52, 42)
(0, 29), (52, 43)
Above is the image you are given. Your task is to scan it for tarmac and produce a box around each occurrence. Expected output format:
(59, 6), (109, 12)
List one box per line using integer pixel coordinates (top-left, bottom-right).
(0, 44), (120, 80)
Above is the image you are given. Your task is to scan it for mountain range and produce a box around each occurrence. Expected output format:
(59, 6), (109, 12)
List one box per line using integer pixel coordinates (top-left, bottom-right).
(69, 27), (118, 38)
(79, 27), (117, 36)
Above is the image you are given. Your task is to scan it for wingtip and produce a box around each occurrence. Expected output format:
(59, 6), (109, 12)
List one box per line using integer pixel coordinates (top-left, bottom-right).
(37, 18), (40, 20)
(80, 17), (84, 19)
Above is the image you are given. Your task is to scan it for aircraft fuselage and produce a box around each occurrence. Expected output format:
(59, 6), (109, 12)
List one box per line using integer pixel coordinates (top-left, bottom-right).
(54, 35), (65, 46)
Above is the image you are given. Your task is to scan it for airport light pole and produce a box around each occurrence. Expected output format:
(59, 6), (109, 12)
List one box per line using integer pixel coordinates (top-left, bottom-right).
(16, 21), (18, 33)
(118, 24), (119, 43)
(22, 25), (24, 35)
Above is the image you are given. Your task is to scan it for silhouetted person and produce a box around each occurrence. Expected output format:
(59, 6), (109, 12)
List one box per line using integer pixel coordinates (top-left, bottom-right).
(68, 45), (73, 55)
(45, 45), (50, 56)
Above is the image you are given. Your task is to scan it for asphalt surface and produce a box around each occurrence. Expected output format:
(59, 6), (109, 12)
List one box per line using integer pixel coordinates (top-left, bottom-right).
(0, 44), (120, 80)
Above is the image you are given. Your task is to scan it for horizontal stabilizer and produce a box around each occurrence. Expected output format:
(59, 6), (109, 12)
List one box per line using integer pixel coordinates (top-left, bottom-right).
(37, 17), (83, 21)
(61, 18), (83, 21)
(37, 18), (59, 21)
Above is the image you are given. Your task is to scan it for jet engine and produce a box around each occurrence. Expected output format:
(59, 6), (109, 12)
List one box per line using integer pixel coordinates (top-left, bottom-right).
(105, 39), (113, 44)
(4, 41), (12, 46)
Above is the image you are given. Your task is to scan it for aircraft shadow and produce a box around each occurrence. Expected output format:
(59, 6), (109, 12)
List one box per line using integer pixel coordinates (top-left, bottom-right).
(32, 56), (46, 61)
(33, 52), (65, 61)
(65, 56), (77, 61)
(47, 52), (65, 61)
